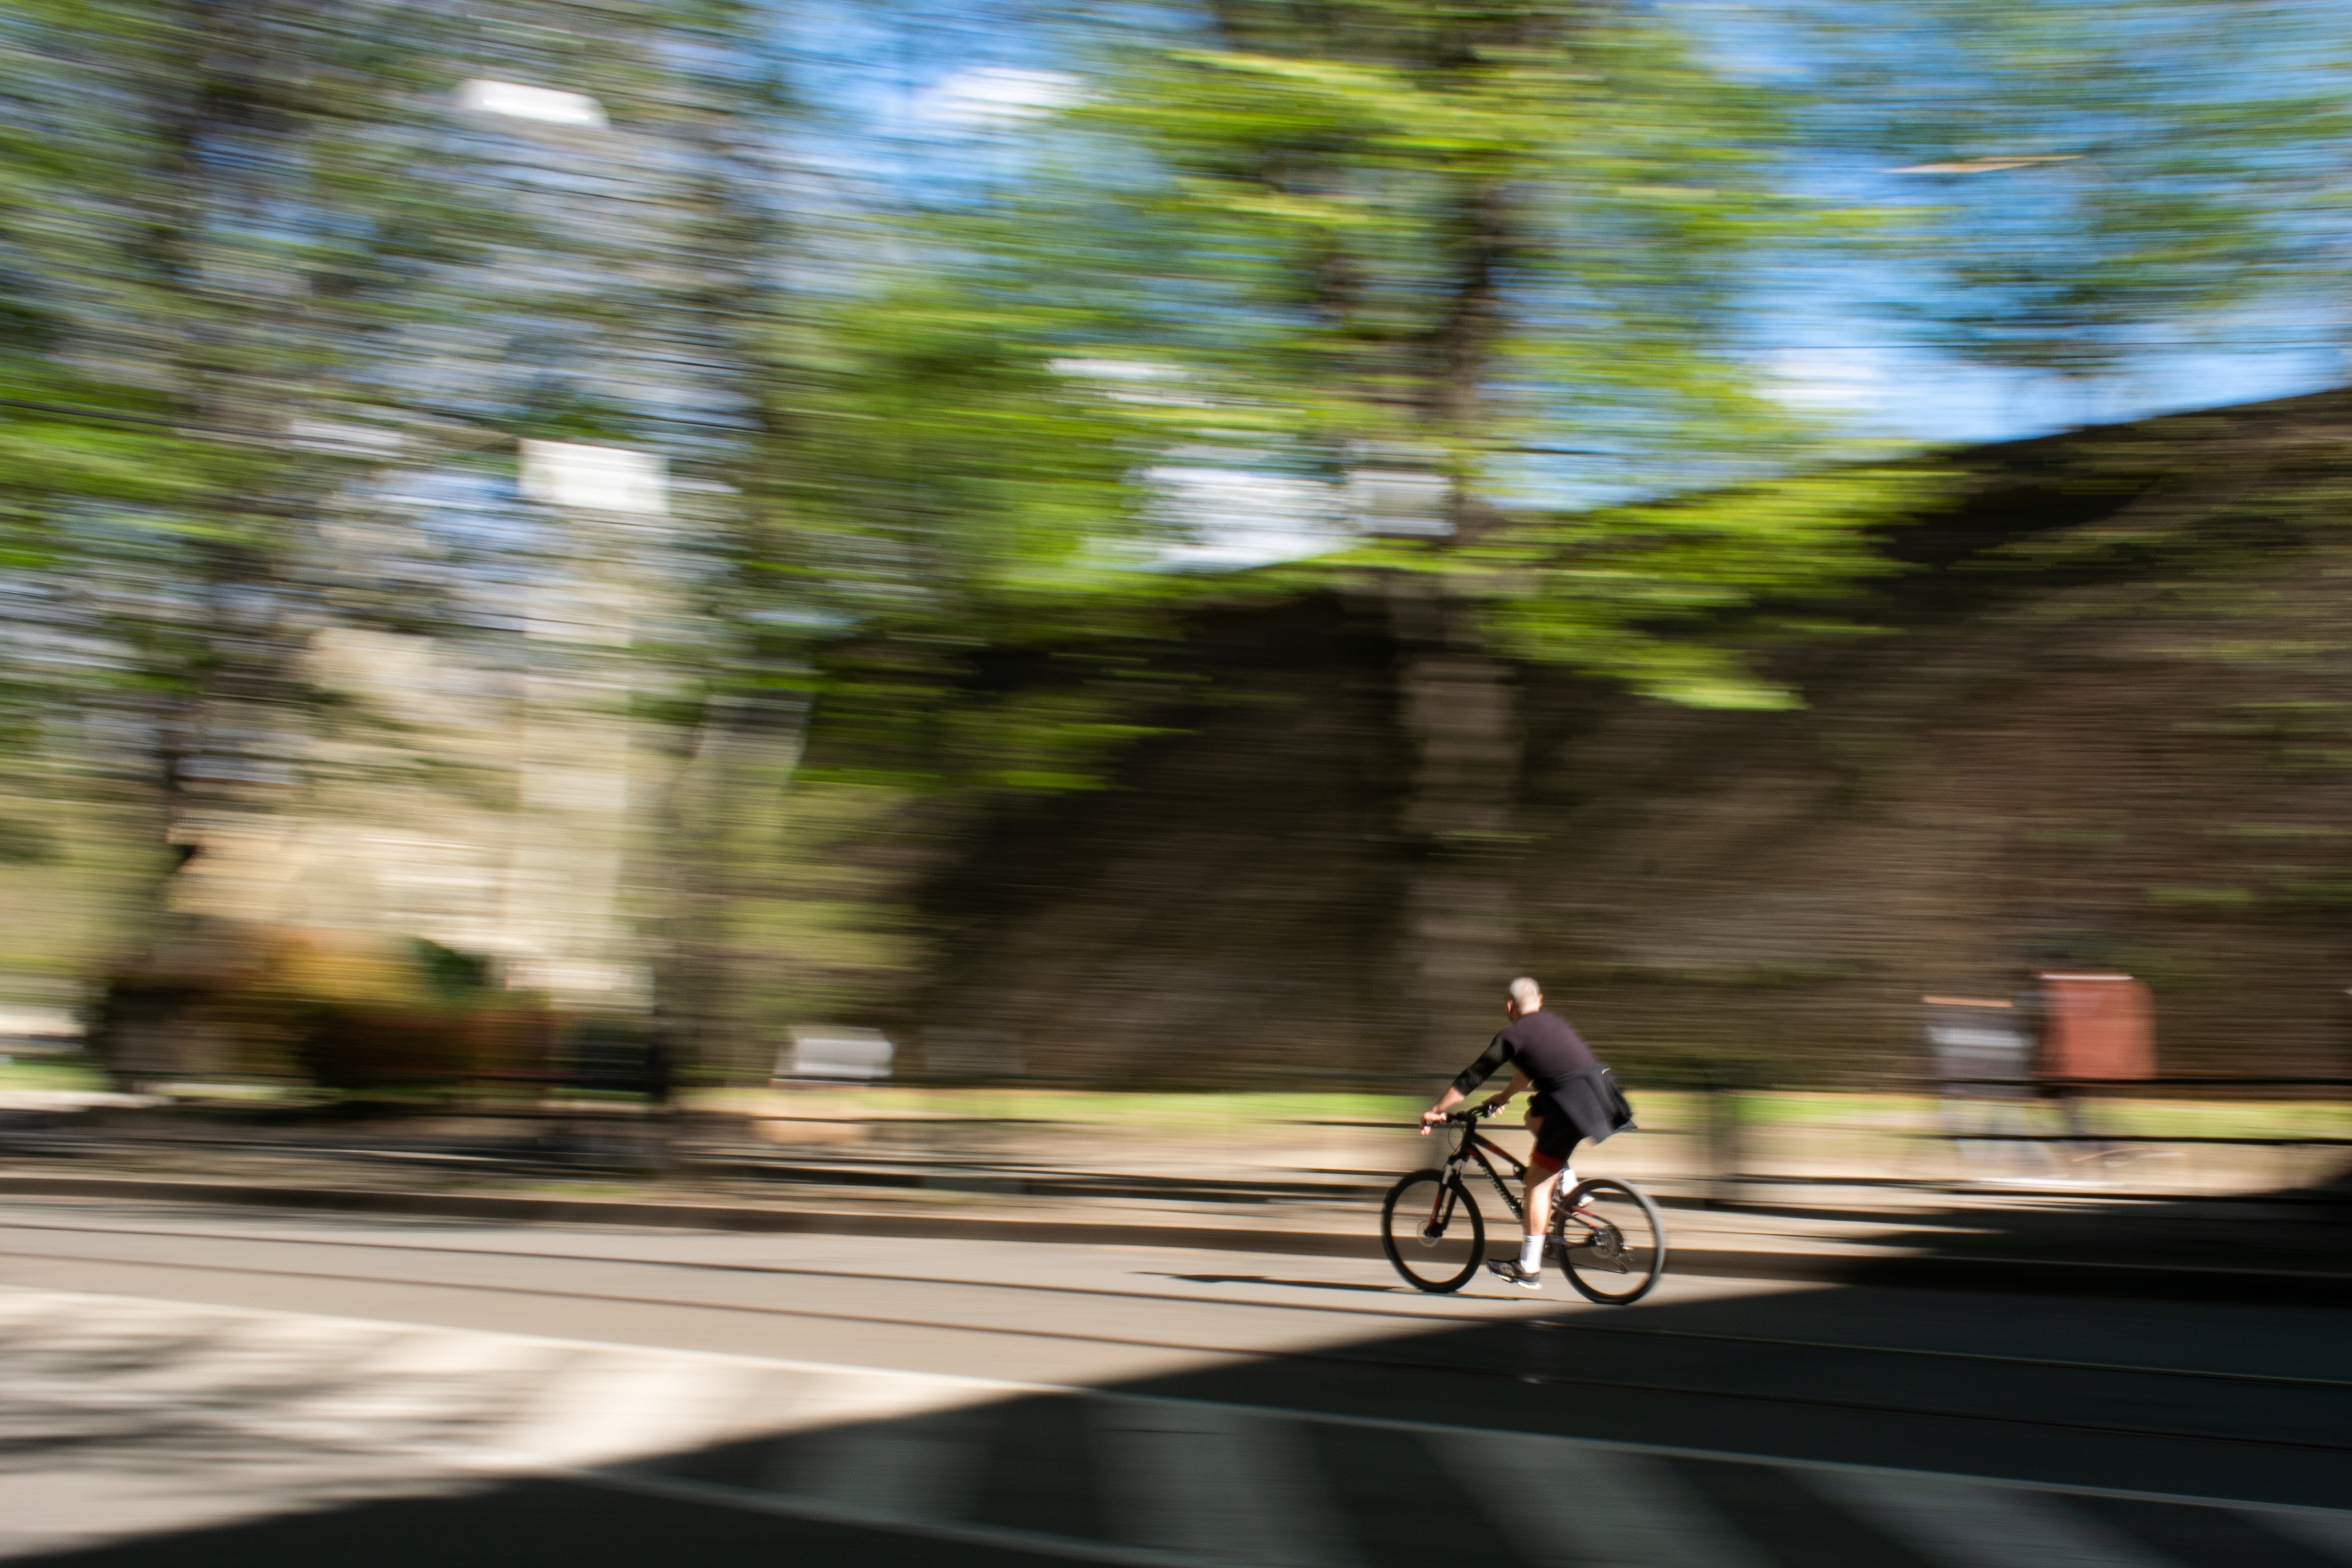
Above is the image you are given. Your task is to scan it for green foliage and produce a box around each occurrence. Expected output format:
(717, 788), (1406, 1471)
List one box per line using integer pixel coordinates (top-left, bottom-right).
(1039, 0), (1932, 701)
(755, 0), (1942, 810)
(1804, 0), (2352, 376)
(9, 0), (2349, 1063)
(0, 820), (57, 864)
(1462, 463), (1950, 706)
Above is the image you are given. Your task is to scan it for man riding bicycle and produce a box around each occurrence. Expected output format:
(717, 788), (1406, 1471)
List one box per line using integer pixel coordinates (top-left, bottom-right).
(1421, 977), (1634, 1288)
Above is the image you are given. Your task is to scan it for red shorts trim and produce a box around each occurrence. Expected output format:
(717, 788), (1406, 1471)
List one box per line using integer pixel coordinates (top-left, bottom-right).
(1528, 1148), (1567, 1176)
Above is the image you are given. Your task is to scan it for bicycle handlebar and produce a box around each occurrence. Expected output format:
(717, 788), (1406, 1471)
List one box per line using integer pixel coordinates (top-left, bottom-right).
(1420, 1102), (1501, 1126)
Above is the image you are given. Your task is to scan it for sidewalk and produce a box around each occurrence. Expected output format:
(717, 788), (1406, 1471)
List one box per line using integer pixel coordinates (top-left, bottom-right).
(5, 1083), (2348, 1296)
(4, 1115), (2347, 1302)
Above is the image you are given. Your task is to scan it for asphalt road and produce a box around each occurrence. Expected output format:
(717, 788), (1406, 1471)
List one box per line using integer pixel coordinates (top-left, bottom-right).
(1, 1194), (2348, 1566)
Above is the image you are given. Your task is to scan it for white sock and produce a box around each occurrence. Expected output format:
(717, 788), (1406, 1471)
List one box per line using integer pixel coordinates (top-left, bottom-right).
(1518, 1235), (1544, 1272)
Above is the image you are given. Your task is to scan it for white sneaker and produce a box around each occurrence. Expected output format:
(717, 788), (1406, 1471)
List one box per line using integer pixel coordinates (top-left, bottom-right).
(1484, 1259), (1543, 1289)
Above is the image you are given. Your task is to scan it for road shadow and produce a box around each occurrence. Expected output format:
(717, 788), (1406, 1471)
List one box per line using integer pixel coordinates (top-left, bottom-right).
(1141, 1271), (1408, 1293)
(13, 1232), (2352, 1568)
(1724, 1165), (2352, 1305)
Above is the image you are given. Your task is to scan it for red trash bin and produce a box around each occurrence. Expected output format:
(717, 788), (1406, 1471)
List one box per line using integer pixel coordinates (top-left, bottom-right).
(2036, 972), (2155, 1082)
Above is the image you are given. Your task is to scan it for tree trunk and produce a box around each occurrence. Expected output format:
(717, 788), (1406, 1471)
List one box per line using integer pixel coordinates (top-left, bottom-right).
(1383, 575), (1525, 1076)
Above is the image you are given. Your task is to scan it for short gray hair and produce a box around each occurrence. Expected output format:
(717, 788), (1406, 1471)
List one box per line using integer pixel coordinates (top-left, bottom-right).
(1508, 976), (1542, 1007)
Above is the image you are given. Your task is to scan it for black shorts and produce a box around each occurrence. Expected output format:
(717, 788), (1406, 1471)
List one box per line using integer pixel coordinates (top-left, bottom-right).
(1526, 1094), (1579, 1173)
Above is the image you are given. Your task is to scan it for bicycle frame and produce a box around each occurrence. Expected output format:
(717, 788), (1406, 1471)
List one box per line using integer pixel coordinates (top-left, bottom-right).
(1431, 1112), (1597, 1241)
(1441, 1118), (1533, 1224)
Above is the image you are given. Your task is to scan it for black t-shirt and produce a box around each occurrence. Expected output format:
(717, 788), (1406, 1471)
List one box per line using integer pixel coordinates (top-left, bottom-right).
(1451, 1009), (1598, 1099)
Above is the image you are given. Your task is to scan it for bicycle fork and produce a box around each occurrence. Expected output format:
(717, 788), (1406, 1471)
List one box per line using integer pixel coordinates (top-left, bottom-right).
(1424, 1177), (1458, 1237)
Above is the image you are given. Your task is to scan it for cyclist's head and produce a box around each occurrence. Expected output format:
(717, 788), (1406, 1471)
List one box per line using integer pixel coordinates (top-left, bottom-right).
(1506, 976), (1543, 1018)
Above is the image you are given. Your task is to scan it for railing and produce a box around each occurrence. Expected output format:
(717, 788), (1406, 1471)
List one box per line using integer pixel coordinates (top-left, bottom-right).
(1681, 1074), (2352, 1203)
(18, 1055), (2352, 1205)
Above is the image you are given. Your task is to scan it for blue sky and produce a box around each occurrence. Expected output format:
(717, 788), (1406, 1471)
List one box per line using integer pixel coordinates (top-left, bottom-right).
(756, 0), (2352, 563)
(779, 0), (2348, 450)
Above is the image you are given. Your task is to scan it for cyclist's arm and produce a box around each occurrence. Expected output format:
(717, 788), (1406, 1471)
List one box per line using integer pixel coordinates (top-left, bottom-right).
(1486, 1067), (1534, 1111)
(1420, 1086), (1468, 1131)
(1421, 1037), (1514, 1132)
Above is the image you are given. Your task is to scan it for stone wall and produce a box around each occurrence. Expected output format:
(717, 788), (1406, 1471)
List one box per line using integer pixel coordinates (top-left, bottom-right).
(913, 391), (2352, 1087)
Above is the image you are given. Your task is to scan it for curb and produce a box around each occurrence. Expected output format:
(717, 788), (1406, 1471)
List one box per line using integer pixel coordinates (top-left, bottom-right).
(3, 1174), (2347, 1304)
(0, 1174), (1389, 1257)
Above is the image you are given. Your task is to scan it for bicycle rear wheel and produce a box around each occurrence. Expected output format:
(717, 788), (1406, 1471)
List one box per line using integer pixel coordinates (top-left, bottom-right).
(1380, 1169), (1485, 1293)
(1553, 1178), (1666, 1305)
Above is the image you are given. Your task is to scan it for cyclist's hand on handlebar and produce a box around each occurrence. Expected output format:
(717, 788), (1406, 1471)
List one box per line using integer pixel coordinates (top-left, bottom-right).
(1479, 1093), (1512, 1116)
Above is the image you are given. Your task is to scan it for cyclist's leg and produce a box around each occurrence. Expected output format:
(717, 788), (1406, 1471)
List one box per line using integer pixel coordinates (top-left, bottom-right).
(1523, 1100), (1579, 1242)
(1524, 1154), (1565, 1236)
(1505, 1155), (1570, 1281)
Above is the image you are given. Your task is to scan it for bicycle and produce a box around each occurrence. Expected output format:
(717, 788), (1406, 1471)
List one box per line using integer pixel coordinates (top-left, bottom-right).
(1379, 1103), (1667, 1304)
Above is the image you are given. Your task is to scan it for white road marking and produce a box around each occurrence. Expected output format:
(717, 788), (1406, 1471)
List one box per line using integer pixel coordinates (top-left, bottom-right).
(119, 1312), (403, 1397)
(1095, 1398), (1355, 1566)
(266, 1327), (563, 1456)
(1808, 1469), (2184, 1567)
(4, 1281), (2352, 1568)
(1443, 1428), (1772, 1568)
(782, 1365), (1010, 1432)
(0, 1287), (67, 1322)
(0, 1286), (1038, 1561)
(495, 1347), (760, 1467)
(2269, 1508), (2352, 1564)
(783, 1406), (986, 1521)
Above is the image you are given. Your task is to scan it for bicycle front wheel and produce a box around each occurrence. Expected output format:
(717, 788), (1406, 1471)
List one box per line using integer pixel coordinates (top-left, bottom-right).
(1380, 1169), (1485, 1293)
(1554, 1178), (1666, 1305)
